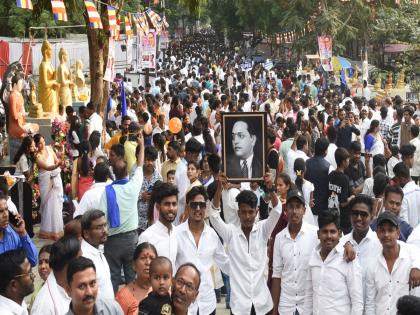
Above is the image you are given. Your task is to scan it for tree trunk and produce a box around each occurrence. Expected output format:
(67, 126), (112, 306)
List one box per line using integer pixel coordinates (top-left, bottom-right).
(86, 27), (105, 112)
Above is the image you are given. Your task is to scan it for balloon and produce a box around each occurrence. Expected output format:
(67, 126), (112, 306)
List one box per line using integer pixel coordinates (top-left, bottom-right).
(169, 117), (182, 134)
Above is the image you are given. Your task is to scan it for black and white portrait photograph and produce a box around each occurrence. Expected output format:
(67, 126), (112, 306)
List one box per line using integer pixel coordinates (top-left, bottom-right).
(222, 112), (267, 182)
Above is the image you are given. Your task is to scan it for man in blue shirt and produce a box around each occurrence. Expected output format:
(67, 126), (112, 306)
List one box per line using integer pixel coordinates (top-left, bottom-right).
(0, 192), (37, 266)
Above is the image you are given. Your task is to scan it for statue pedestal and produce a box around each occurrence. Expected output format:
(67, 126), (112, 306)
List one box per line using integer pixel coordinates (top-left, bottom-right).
(26, 114), (53, 145)
(390, 86), (409, 100)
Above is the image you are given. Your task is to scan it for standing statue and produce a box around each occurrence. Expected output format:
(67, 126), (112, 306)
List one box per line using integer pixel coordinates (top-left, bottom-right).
(57, 47), (74, 107)
(29, 80), (43, 118)
(38, 40), (59, 113)
(74, 59), (88, 101)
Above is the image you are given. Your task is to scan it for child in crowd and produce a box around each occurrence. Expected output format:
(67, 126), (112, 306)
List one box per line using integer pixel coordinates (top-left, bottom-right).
(139, 256), (173, 315)
(166, 170), (176, 185)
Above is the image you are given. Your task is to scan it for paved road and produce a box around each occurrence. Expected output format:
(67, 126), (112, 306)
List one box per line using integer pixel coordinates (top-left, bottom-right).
(30, 225), (231, 315)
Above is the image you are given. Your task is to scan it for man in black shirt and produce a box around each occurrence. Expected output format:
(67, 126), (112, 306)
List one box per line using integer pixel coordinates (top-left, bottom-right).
(336, 113), (360, 150)
(345, 141), (370, 196)
(328, 147), (354, 234)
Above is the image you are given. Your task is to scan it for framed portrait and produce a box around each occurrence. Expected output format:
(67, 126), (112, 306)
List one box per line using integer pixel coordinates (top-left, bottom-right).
(222, 112), (267, 182)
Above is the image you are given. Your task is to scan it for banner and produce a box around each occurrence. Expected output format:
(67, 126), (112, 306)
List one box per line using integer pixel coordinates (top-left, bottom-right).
(159, 30), (169, 50)
(318, 35), (333, 71)
(104, 38), (116, 82)
(140, 31), (157, 69)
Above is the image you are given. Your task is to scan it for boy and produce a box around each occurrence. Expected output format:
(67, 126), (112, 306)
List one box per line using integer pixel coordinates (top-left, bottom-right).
(139, 256), (173, 315)
(167, 170), (176, 185)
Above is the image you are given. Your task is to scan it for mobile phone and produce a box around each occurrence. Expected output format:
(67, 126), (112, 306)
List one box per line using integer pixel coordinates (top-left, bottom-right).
(8, 211), (20, 227)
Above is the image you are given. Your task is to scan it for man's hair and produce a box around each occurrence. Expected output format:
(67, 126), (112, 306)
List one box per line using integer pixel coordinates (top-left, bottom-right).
(233, 118), (257, 137)
(86, 102), (95, 111)
(335, 147), (350, 167)
(314, 137), (329, 156)
(393, 162), (411, 179)
(349, 194), (374, 214)
(175, 262), (201, 289)
(0, 250), (27, 294)
(168, 140), (181, 153)
(403, 105), (414, 116)
(236, 190), (258, 209)
(207, 153), (221, 174)
(318, 210), (341, 230)
(296, 136), (307, 150)
(411, 125), (420, 138)
(186, 185), (208, 204)
(39, 244), (52, 257)
(93, 162), (110, 182)
(110, 144), (125, 158)
(185, 138), (202, 154)
(400, 144), (416, 158)
(349, 141), (361, 153)
(397, 295), (420, 315)
(267, 128), (276, 145)
(113, 159), (128, 180)
(384, 185), (404, 201)
(66, 256), (96, 285)
(81, 210), (105, 233)
(144, 146), (158, 161)
(121, 115), (131, 123)
(155, 183), (179, 203)
(326, 126), (337, 143)
(150, 256), (172, 275)
(166, 169), (175, 178)
(50, 236), (81, 272)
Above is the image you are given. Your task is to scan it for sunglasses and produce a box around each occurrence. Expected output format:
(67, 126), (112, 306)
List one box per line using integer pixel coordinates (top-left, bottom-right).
(189, 202), (206, 210)
(351, 210), (369, 218)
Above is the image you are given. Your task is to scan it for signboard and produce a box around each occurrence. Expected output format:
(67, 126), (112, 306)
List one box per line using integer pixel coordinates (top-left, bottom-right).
(140, 31), (157, 69)
(159, 30), (169, 50)
(104, 38), (116, 82)
(264, 60), (274, 71)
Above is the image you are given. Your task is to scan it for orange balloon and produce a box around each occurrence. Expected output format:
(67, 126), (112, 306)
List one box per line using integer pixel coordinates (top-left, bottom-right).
(169, 117), (182, 134)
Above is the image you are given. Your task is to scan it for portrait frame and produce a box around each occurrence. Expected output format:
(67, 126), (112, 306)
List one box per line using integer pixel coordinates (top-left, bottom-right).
(222, 112), (267, 182)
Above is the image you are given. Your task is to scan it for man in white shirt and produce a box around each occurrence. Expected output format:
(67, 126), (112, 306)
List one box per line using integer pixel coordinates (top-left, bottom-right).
(271, 190), (319, 315)
(365, 211), (420, 315)
(410, 125), (420, 185)
(287, 136), (309, 181)
(0, 250), (34, 315)
(80, 210), (114, 300)
(32, 237), (81, 315)
(325, 126), (338, 170)
(138, 183), (178, 268)
(86, 102), (103, 137)
(74, 162), (111, 218)
(394, 162), (420, 227)
(210, 172), (281, 315)
(259, 89), (280, 115)
(304, 210), (364, 315)
(176, 186), (229, 315)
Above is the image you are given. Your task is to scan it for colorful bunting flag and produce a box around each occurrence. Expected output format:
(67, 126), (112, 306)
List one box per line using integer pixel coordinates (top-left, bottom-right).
(125, 15), (133, 39)
(84, 0), (103, 29)
(16, 0), (33, 10)
(139, 13), (149, 35)
(162, 16), (169, 29)
(132, 13), (140, 31)
(51, 0), (68, 21)
(107, 5), (118, 39)
(146, 9), (162, 29)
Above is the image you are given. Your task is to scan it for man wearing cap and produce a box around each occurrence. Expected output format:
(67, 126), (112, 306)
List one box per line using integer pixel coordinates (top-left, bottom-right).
(365, 211), (420, 315)
(271, 190), (318, 315)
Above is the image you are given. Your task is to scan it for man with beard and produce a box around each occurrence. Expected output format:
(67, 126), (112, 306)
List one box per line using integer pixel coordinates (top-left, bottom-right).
(138, 183), (179, 268)
(80, 210), (114, 300)
(175, 186), (229, 315)
(104, 115), (131, 151)
(65, 257), (123, 315)
(161, 141), (181, 183)
(304, 210), (364, 315)
(0, 250), (35, 314)
(171, 263), (201, 315)
(345, 141), (369, 196)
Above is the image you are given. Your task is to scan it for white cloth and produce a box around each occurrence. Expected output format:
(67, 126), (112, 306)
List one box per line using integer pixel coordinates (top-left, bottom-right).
(31, 273), (71, 315)
(362, 177), (374, 197)
(387, 156), (400, 178)
(221, 188), (240, 226)
(0, 295), (28, 315)
(209, 202), (282, 315)
(410, 137), (420, 177)
(7, 197), (18, 215)
(88, 112), (103, 136)
(38, 149), (64, 236)
(407, 224), (420, 249)
(175, 221), (229, 315)
(287, 150), (309, 182)
(365, 242), (420, 315)
(175, 159), (189, 224)
(272, 223), (319, 314)
(14, 154), (30, 176)
(81, 240), (114, 300)
(74, 181), (109, 218)
(401, 181), (420, 227)
(325, 143), (337, 171)
(138, 220), (178, 269)
(304, 244), (364, 315)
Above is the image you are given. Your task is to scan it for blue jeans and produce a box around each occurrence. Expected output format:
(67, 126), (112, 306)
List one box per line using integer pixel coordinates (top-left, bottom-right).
(9, 138), (22, 163)
(222, 272), (230, 307)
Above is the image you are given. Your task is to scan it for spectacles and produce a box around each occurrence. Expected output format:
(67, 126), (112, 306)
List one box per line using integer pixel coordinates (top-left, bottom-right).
(351, 210), (369, 218)
(90, 223), (107, 231)
(14, 271), (35, 279)
(189, 202), (206, 210)
(175, 278), (196, 293)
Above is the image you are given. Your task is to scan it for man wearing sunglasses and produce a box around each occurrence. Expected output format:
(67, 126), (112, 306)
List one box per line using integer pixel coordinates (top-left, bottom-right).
(175, 186), (229, 315)
(0, 249), (35, 314)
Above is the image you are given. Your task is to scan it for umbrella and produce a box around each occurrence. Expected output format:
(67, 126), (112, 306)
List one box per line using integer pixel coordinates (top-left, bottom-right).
(331, 56), (352, 71)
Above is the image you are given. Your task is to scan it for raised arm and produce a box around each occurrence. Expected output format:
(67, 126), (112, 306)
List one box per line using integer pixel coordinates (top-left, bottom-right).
(209, 173), (232, 242)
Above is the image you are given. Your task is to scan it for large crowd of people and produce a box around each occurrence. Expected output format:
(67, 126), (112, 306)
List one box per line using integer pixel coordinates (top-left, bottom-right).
(1, 30), (420, 315)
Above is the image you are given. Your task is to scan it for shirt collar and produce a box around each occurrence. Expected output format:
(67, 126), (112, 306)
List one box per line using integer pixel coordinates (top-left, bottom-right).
(285, 222), (309, 239)
(156, 220), (174, 234)
(0, 295), (27, 315)
(81, 239), (100, 256)
(350, 227), (377, 243)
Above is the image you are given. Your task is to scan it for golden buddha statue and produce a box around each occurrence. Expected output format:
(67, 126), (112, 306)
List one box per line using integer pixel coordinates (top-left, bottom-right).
(385, 73), (393, 93)
(74, 59), (88, 101)
(396, 69), (406, 89)
(38, 40), (59, 112)
(28, 81), (43, 118)
(57, 47), (74, 107)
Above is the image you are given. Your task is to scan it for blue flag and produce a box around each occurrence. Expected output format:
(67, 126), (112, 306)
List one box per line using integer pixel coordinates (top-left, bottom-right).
(120, 80), (127, 117)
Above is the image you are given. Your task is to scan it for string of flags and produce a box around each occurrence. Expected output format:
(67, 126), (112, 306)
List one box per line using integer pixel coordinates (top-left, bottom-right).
(15, 0), (169, 37)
